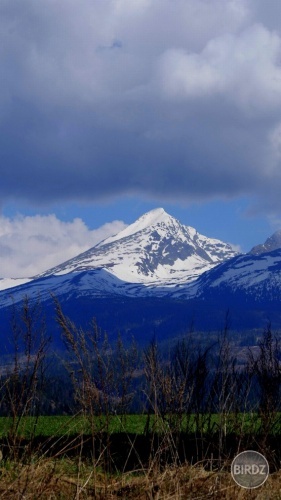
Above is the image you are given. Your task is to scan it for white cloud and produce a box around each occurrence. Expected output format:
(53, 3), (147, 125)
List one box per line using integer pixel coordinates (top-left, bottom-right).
(229, 242), (243, 253)
(158, 24), (281, 113)
(0, 214), (126, 278)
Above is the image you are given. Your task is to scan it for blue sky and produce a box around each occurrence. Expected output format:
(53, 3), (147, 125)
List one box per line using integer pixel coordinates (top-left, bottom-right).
(1, 0), (281, 277)
(3, 195), (271, 251)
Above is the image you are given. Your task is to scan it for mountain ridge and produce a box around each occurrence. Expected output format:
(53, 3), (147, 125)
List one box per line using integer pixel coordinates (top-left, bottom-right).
(1, 209), (281, 344)
(250, 230), (281, 256)
(35, 208), (238, 287)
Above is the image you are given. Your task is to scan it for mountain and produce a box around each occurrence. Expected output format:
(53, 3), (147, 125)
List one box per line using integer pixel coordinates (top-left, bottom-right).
(250, 230), (281, 255)
(0, 208), (238, 304)
(0, 209), (240, 349)
(1, 209), (281, 348)
(35, 208), (237, 288)
(176, 248), (281, 303)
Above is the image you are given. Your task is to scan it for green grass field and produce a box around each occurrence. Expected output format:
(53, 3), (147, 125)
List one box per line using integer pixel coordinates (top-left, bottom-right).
(0, 412), (278, 438)
(0, 414), (149, 438)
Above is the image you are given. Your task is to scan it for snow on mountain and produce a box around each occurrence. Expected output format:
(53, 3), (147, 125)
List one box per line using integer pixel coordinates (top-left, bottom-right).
(250, 230), (281, 255)
(1, 211), (281, 337)
(173, 249), (281, 302)
(0, 269), (147, 309)
(35, 208), (238, 288)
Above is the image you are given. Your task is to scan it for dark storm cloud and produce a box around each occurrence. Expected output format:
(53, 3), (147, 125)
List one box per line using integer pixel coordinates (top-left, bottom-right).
(1, 0), (281, 212)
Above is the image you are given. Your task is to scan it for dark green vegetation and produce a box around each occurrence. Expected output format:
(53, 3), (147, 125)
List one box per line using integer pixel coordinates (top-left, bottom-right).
(0, 296), (281, 497)
(0, 414), (159, 437)
(2, 412), (281, 438)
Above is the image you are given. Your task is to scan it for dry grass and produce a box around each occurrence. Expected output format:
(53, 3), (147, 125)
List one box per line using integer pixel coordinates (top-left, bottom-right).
(0, 458), (280, 499)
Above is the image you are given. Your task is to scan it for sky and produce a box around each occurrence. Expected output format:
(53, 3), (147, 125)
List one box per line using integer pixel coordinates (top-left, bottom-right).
(1, 0), (281, 277)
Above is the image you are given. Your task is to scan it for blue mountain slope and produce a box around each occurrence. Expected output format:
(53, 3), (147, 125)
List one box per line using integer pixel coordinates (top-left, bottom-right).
(1, 250), (281, 351)
(187, 249), (281, 303)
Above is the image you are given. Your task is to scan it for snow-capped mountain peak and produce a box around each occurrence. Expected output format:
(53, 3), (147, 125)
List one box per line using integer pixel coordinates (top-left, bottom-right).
(37, 208), (238, 287)
(98, 208), (170, 246)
